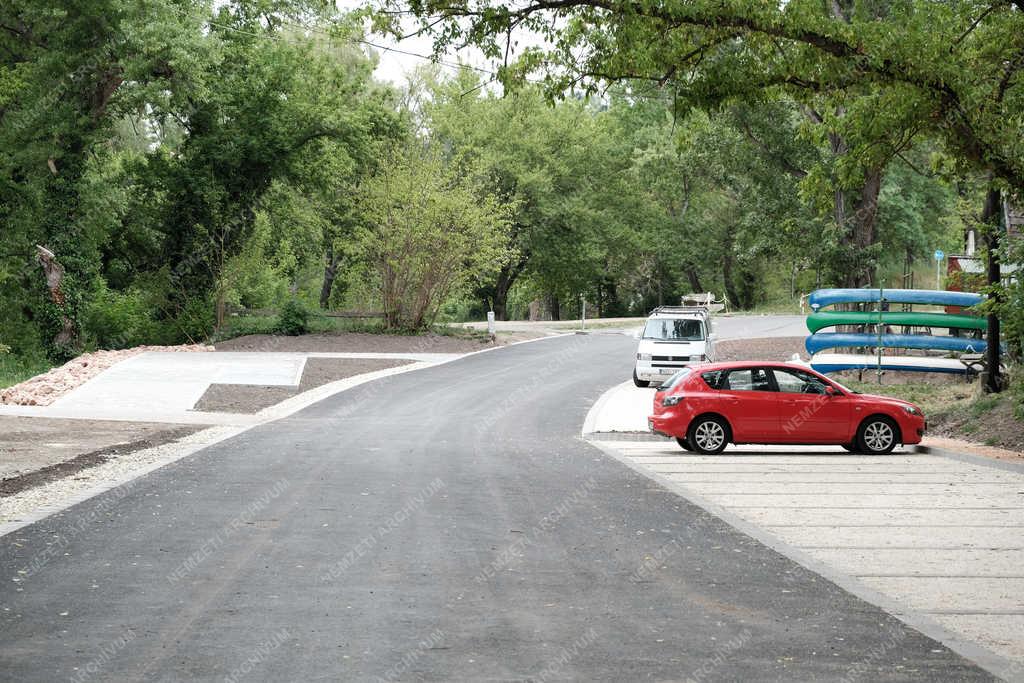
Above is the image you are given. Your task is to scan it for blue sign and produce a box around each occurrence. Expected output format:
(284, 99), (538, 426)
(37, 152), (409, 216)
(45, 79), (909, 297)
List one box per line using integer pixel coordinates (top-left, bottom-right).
(934, 249), (945, 261)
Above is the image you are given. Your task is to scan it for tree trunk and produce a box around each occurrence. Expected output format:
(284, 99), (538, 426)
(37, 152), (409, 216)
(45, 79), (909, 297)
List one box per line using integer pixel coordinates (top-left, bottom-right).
(722, 238), (743, 311)
(320, 245), (341, 309)
(491, 263), (520, 320)
(685, 267), (704, 294)
(981, 188), (1003, 393)
(836, 167), (883, 287)
(548, 294), (561, 321)
(35, 246), (76, 351)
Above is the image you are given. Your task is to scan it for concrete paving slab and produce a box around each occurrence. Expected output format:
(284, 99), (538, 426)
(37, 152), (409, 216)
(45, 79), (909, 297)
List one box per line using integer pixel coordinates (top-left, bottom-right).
(804, 548), (1024, 577)
(768, 525), (1024, 549)
(736, 507), (1024, 526)
(686, 481), (1024, 495)
(641, 470), (1020, 483)
(708, 493), (1024, 509)
(859, 576), (1024, 613)
(932, 615), (1024, 660)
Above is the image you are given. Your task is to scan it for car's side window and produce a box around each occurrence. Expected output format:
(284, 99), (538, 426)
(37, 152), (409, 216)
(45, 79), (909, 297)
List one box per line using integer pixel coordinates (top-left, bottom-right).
(773, 368), (828, 394)
(723, 368), (773, 392)
(701, 370), (726, 390)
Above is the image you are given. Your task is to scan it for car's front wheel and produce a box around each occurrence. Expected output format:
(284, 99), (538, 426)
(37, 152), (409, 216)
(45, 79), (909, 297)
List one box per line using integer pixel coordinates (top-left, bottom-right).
(856, 416), (899, 454)
(633, 370), (650, 388)
(676, 437), (694, 452)
(687, 416), (730, 455)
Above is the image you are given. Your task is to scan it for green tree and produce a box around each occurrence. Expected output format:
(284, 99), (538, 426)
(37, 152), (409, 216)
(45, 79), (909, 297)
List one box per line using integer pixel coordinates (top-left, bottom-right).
(358, 142), (513, 329)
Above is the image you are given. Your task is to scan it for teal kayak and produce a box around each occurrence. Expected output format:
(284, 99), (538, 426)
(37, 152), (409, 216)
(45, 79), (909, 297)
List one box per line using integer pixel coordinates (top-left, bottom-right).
(807, 310), (986, 333)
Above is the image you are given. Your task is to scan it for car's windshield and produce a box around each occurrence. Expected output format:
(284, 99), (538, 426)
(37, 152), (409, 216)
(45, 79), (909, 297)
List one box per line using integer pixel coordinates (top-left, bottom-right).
(643, 318), (704, 341)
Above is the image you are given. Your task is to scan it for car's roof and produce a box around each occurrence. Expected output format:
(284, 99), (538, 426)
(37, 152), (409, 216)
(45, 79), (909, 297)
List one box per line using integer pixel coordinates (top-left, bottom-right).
(694, 360), (811, 372)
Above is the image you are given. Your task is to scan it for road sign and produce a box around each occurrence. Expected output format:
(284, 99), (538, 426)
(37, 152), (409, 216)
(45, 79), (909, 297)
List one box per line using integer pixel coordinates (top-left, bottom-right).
(934, 249), (944, 261)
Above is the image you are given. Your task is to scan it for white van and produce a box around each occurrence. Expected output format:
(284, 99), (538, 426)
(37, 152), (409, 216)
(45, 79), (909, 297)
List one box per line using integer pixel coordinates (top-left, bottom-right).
(633, 306), (716, 387)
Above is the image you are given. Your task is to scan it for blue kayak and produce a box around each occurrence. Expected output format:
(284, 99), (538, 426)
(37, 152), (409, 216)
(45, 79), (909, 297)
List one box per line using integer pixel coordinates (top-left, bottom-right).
(808, 288), (983, 310)
(806, 332), (987, 355)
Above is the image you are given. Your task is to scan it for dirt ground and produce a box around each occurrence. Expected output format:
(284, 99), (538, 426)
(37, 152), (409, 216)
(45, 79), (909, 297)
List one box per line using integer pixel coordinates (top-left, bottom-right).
(214, 330), (541, 354)
(0, 418), (199, 495)
(193, 357), (412, 414)
(927, 399), (1024, 453)
(715, 336), (806, 362)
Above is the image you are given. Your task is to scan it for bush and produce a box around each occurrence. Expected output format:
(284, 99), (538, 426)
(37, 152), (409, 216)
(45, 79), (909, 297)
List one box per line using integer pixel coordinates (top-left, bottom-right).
(82, 282), (157, 349)
(276, 299), (310, 336)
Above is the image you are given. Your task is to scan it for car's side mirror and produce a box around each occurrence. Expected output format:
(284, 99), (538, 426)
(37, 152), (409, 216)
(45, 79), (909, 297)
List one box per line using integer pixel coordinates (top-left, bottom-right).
(824, 386), (839, 397)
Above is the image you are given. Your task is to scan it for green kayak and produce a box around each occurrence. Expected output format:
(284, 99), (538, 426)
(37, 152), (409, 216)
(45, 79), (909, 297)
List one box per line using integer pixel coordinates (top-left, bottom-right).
(806, 310), (986, 333)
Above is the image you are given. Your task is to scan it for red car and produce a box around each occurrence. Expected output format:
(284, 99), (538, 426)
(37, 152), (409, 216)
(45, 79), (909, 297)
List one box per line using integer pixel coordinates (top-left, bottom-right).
(648, 361), (925, 454)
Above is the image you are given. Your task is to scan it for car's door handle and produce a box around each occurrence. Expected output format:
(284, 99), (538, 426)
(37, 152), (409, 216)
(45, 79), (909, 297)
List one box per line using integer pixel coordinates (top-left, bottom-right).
(782, 399), (795, 405)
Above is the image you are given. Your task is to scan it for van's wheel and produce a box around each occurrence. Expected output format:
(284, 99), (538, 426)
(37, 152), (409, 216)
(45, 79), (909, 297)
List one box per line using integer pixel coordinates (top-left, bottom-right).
(676, 437), (694, 452)
(632, 370), (650, 388)
(856, 416), (899, 454)
(686, 416), (730, 455)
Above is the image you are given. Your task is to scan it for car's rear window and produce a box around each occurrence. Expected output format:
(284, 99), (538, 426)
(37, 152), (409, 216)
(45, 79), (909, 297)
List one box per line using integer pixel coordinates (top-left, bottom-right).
(658, 367), (692, 390)
(700, 370), (726, 390)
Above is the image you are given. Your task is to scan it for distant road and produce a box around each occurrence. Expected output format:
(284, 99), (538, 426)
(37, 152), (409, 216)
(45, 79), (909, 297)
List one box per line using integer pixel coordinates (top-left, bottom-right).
(459, 313), (807, 339)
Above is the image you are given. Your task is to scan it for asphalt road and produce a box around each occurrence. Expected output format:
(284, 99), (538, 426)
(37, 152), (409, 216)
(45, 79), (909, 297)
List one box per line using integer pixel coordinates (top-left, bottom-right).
(0, 333), (996, 681)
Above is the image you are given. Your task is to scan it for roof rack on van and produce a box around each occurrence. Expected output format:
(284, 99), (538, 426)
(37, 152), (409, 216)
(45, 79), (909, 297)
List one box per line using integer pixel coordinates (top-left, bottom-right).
(649, 305), (711, 316)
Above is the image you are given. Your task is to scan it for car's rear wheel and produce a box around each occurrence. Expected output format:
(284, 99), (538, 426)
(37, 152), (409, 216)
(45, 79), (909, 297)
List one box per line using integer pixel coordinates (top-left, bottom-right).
(676, 437), (694, 452)
(841, 443), (859, 453)
(633, 370), (650, 388)
(687, 416), (730, 455)
(856, 416), (899, 454)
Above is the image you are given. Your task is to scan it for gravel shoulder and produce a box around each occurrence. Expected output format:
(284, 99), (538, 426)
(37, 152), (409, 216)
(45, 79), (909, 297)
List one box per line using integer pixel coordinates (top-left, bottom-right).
(192, 357), (411, 414)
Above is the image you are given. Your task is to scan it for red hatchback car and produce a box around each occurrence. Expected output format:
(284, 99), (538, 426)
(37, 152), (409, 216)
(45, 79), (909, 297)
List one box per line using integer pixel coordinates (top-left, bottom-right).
(648, 361), (925, 455)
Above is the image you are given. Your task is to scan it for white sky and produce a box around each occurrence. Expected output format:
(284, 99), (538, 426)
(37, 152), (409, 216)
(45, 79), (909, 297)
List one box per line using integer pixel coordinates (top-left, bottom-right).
(336, 2), (496, 86)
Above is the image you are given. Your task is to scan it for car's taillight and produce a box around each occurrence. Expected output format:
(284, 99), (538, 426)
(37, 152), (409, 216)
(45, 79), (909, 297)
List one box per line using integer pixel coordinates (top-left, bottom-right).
(663, 395), (684, 406)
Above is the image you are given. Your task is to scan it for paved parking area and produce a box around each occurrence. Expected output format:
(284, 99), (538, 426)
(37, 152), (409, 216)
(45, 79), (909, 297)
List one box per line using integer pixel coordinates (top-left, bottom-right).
(590, 440), (1024, 669)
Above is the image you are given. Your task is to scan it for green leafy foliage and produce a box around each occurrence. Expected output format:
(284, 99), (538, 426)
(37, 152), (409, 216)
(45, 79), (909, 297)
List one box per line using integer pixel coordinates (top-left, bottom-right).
(276, 299), (311, 336)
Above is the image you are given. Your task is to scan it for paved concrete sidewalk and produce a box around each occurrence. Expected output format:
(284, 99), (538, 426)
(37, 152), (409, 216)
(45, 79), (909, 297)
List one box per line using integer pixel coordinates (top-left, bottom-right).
(590, 438), (1024, 677)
